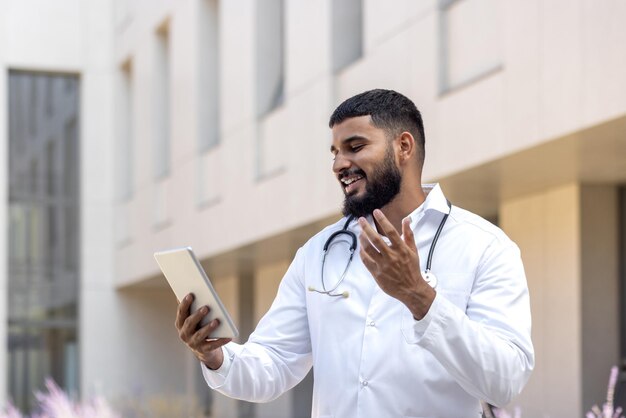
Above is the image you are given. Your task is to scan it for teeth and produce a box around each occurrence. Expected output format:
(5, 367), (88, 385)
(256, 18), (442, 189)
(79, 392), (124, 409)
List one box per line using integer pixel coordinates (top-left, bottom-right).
(342, 176), (363, 185)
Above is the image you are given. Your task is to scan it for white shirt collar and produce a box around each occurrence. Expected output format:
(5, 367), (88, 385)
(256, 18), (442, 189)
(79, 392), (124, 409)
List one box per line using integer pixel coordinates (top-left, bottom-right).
(356, 183), (449, 237)
(405, 183), (450, 231)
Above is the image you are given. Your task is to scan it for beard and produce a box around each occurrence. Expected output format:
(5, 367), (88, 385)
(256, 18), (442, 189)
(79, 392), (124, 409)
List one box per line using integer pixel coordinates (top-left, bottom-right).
(341, 146), (402, 218)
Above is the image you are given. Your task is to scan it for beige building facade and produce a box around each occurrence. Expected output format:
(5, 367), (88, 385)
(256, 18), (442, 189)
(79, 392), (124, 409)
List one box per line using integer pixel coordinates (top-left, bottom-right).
(1, 0), (626, 416)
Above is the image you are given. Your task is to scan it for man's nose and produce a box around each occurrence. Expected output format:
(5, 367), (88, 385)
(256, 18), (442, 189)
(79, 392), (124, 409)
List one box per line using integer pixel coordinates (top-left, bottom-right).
(332, 153), (351, 174)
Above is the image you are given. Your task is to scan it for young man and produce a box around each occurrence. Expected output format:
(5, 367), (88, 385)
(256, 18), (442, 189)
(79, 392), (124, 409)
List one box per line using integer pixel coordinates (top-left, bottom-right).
(176, 89), (534, 417)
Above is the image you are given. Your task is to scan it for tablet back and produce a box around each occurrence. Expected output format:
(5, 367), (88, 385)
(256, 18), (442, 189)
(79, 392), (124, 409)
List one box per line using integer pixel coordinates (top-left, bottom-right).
(154, 247), (239, 339)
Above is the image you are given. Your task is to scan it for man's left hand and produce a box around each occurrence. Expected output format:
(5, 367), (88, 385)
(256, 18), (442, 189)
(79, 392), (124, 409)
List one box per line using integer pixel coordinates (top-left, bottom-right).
(358, 209), (436, 320)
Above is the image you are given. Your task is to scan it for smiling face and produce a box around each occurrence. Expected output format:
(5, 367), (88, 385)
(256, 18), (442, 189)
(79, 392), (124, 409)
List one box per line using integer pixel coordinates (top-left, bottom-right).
(331, 116), (403, 218)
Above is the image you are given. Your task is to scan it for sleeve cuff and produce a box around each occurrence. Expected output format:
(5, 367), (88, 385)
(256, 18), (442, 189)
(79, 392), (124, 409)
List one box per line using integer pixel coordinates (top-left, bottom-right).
(401, 291), (442, 344)
(201, 344), (235, 388)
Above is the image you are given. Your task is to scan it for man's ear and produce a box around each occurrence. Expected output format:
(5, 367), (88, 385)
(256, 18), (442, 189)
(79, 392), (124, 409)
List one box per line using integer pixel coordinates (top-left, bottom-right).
(397, 131), (416, 164)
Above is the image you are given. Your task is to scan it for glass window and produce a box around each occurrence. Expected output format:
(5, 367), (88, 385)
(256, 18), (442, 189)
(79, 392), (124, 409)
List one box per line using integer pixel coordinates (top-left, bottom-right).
(118, 62), (134, 201)
(256, 0), (284, 118)
(331, 0), (363, 73)
(154, 24), (171, 180)
(7, 71), (80, 413)
(198, 0), (220, 152)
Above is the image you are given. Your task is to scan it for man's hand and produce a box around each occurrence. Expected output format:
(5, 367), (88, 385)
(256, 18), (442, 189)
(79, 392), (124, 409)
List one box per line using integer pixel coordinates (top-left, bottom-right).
(358, 209), (436, 320)
(175, 293), (232, 369)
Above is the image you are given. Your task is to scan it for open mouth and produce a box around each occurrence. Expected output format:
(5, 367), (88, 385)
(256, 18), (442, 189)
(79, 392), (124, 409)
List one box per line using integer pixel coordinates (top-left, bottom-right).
(341, 174), (365, 195)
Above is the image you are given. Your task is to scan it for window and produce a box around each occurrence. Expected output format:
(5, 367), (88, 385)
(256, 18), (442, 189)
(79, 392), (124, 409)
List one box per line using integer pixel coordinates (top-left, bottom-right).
(7, 71), (80, 413)
(256, 0), (284, 118)
(154, 22), (171, 179)
(198, 0), (220, 152)
(439, 0), (502, 93)
(117, 61), (134, 201)
(331, 0), (363, 73)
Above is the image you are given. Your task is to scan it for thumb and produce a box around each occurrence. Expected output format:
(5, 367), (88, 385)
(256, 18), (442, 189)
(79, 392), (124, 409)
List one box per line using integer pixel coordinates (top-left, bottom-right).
(402, 217), (417, 253)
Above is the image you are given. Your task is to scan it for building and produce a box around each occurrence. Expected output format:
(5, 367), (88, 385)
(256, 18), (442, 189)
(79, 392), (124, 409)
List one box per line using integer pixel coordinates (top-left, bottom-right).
(1, 0), (625, 416)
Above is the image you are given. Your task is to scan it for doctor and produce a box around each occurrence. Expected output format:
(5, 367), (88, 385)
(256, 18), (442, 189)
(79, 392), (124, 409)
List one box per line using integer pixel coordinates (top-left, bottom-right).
(176, 89), (534, 417)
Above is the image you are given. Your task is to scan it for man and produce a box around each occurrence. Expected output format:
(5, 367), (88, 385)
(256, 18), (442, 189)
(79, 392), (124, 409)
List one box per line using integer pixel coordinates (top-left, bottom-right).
(176, 89), (534, 417)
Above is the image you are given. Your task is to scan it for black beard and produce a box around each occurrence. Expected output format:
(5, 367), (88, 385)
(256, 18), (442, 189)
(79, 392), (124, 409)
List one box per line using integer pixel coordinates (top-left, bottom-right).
(341, 147), (402, 218)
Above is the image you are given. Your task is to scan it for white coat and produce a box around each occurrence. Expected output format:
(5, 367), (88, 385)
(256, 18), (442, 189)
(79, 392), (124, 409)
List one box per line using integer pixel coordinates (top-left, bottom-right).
(203, 184), (534, 418)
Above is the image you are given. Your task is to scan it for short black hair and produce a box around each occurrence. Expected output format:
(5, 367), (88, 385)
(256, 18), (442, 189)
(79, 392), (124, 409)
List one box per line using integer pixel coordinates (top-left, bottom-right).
(328, 89), (425, 164)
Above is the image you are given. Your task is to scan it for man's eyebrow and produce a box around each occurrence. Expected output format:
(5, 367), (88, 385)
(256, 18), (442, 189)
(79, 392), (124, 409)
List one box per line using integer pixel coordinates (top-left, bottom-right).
(330, 135), (368, 153)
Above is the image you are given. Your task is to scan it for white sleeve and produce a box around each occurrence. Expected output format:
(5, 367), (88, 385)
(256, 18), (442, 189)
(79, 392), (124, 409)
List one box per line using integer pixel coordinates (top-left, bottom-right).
(402, 241), (535, 407)
(201, 248), (313, 402)
(201, 344), (239, 387)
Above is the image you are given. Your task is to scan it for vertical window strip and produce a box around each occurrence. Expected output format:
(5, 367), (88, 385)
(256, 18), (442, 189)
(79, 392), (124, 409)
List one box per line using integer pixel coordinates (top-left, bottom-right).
(154, 23), (171, 180)
(331, 0), (363, 73)
(256, 0), (285, 118)
(198, 0), (220, 152)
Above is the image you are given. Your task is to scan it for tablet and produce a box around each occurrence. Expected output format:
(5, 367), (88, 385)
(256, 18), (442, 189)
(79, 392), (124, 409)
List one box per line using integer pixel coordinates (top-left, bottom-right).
(154, 247), (239, 339)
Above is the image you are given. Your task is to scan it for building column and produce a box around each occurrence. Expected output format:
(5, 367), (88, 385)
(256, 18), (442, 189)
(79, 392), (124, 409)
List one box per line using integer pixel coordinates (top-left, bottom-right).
(500, 183), (620, 416)
(500, 183), (583, 417)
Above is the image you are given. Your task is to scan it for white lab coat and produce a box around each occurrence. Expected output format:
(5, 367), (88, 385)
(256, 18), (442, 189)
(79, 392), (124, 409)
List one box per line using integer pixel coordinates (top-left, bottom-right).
(203, 184), (534, 418)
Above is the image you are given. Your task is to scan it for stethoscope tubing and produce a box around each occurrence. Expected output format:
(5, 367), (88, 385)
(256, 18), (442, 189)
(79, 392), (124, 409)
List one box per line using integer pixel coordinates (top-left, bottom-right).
(314, 201), (452, 297)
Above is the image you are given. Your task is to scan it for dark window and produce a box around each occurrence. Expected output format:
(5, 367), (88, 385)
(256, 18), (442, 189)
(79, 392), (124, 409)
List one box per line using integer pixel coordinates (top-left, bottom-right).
(7, 71), (80, 413)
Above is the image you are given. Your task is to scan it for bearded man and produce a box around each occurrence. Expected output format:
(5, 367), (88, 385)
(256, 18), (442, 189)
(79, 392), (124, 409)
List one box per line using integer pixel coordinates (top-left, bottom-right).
(176, 89), (534, 417)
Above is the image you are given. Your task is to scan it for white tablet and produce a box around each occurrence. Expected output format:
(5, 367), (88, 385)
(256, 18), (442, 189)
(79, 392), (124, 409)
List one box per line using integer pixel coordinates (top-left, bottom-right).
(154, 247), (239, 339)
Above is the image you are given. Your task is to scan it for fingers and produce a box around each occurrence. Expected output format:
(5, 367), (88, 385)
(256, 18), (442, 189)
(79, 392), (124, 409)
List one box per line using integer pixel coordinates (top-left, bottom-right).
(193, 318), (228, 344)
(402, 217), (418, 253)
(199, 337), (232, 353)
(175, 293), (194, 330)
(358, 228), (383, 260)
(183, 306), (210, 338)
(360, 244), (378, 275)
(358, 217), (390, 255)
(372, 209), (403, 246)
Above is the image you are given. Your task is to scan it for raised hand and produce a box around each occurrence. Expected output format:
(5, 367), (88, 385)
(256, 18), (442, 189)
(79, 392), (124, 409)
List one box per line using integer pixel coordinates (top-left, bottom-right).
(358, 209), (436, 320)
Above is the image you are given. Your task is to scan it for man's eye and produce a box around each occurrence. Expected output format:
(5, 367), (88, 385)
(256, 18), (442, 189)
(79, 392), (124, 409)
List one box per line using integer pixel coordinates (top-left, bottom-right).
(351, 145), (364, 152)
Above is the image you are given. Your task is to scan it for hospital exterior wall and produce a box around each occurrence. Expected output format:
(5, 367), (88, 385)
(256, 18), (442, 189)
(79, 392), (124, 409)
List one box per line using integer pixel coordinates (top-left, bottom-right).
(500, 183), (583, 417)
(0, 0), (191, 409)
(114, 0), (626, 285)
(1, 0), (625, 415)
(0, 0), (115, 406)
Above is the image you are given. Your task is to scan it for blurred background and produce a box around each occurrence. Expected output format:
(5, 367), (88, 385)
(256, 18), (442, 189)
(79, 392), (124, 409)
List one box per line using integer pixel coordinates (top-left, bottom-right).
(1, 0), (626, 416)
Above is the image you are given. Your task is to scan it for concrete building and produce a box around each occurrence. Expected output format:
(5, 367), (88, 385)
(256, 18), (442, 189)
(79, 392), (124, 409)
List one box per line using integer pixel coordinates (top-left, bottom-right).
(1, 0), (625, 416)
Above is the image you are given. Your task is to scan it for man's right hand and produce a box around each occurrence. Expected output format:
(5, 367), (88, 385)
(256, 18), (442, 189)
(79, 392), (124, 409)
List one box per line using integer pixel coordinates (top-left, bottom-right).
(175, 293), (232, 370)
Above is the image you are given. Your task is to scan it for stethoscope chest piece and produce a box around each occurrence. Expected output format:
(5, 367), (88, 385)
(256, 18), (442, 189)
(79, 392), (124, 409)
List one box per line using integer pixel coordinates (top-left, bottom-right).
(422, 271), (438, 289)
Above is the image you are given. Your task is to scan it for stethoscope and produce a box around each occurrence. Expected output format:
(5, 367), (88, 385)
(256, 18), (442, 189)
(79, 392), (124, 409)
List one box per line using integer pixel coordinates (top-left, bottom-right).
(308, 201), (452, 298)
